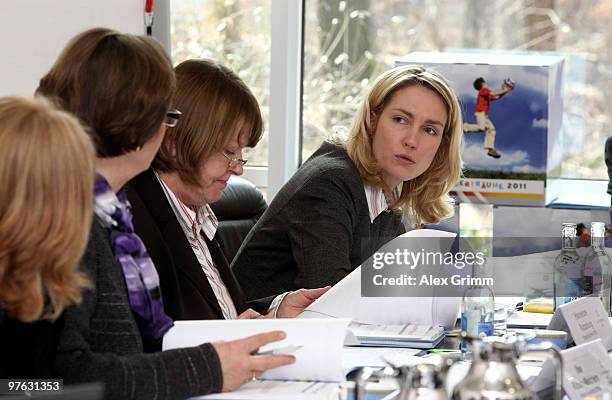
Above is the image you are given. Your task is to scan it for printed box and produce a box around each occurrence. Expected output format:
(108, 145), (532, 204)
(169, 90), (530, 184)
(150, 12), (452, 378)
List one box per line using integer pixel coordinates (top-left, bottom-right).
(397, 52), (564, 206)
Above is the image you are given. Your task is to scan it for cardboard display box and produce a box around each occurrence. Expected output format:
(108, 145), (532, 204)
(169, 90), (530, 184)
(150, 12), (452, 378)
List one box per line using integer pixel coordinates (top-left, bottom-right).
(397, 52), (564, 206)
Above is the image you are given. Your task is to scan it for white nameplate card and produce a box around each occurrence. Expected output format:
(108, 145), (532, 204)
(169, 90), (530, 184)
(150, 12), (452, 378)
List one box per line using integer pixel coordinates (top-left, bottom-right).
(548, 296), (612, 350)
(561, 339), (612, 399)
(530, 339), (612, 396)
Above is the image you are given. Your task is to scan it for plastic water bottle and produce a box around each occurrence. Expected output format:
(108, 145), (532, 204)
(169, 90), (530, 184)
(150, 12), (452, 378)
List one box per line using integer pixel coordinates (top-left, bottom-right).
(581, 222), (612, 316)
(553, 223), (582, 310)
(460, 285), (494, 354)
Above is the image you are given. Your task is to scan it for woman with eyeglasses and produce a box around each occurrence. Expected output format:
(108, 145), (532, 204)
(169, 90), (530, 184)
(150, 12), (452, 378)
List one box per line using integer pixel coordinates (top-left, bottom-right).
(127, 59), (328, 322)
(36, 29), (293, 399)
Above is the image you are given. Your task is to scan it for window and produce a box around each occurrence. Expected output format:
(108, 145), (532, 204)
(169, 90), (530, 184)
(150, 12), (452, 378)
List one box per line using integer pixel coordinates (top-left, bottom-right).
(170, 0), (271, 167)
(302, 0), (612, 180)
(168, 0), (611, 198)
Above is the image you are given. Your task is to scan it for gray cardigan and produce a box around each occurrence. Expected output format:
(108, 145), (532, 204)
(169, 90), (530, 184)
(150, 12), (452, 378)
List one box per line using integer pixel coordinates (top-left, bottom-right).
(232, 141), (405, 300)
(54, 218), (223, 400)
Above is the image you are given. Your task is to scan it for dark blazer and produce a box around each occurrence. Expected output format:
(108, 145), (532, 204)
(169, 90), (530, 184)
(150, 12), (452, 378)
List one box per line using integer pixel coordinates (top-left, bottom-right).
(232, 141), (405, 300)
(55, 218), (222, 400)
(127, 168), (271, 321)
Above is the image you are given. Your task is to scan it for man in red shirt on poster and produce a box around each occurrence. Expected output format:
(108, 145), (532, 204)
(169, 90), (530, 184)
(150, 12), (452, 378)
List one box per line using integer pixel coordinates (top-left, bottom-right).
(464, 77), (514, 159)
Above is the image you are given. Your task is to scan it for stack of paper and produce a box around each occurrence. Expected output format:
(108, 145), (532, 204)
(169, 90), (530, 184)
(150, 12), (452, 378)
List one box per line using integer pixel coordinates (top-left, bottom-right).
(299, 229), (461, 329)
(163, 318), (351, 382)
(345, 322), (444, 349)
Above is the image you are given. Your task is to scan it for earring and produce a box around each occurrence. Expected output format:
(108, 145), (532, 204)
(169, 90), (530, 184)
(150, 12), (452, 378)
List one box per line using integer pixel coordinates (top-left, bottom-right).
(136, 146), (142, 152)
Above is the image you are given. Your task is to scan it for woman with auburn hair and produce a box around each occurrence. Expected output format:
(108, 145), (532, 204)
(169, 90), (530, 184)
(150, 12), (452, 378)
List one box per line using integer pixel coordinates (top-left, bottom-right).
(128, 59), (328, 322)
(233, 64), (463, 299)
(0, 95), (95, 378)
(36, 28), (292, 399)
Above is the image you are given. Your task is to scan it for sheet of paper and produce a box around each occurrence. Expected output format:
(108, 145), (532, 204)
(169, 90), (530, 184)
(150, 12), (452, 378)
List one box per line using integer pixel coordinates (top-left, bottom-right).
(163, 318), (350, 382)
(299, 229), (461, 329)
(192, 380), (341, 400)
(557, 296), (612, 350)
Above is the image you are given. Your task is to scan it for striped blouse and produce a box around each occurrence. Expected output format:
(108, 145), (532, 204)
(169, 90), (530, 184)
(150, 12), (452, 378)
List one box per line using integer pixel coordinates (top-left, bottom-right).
(157, 175), (238, 319)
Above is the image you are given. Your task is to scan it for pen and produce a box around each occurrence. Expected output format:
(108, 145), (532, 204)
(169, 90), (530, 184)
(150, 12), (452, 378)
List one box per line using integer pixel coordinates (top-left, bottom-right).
(257, 344), (303, 356)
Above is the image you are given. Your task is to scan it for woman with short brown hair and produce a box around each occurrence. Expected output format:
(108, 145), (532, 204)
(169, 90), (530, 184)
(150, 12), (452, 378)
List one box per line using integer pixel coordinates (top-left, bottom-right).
(37, 29), (292, 399)
(129, 59), (327, 322)
(0, 95), (95, 377)
(38, 27), (174, 157)
(153, 59), (263, 185)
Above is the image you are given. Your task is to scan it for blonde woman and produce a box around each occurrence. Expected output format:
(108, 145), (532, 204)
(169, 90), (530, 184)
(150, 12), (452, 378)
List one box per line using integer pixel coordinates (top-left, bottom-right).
(233, 65), (463, 299)
(0, 96), (95, 378)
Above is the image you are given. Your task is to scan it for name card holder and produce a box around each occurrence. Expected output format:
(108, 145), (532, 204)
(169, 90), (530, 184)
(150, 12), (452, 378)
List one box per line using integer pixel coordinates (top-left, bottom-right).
(548, 296), (612, 351)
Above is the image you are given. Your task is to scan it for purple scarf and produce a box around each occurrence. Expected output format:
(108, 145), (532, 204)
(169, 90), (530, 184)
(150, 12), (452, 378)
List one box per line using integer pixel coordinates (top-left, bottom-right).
(94, 174), (173, 340)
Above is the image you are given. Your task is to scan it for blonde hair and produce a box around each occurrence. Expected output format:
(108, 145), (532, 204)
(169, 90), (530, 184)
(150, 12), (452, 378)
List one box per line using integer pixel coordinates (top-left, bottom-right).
(0, 96), (95, 322)
(345, 64), (463, 224)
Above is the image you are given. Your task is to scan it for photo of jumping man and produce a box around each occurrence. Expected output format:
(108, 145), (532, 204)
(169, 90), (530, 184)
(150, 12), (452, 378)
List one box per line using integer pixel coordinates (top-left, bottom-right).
(463, 77), (515, 159)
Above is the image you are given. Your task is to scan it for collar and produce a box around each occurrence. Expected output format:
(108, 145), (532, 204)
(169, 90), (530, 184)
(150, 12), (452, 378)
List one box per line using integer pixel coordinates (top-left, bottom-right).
(363, 183), (400, 223)
(155, 172), (218, 241)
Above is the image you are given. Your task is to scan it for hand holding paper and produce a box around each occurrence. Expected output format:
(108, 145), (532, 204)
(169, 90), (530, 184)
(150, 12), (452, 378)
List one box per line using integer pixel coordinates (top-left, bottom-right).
(163, 318), (351, 382)
(276, 286), (331, 318)
(212, 331), (295, 391)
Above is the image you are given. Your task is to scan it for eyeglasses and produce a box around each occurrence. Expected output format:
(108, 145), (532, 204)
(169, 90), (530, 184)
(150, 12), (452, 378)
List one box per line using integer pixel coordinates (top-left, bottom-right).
(164, 109), (182, 128)
(222, 150), (248, 168)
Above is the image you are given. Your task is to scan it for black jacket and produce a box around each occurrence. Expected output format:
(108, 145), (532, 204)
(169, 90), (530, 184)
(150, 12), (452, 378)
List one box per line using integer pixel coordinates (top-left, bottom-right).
(127, 168), (272, 321)
(232, 141), (405, 300)
(55, 219), (222, 400)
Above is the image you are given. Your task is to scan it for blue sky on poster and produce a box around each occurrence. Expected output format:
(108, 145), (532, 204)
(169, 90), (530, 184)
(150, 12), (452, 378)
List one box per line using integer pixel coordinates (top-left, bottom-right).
(430, 63), (550, 173)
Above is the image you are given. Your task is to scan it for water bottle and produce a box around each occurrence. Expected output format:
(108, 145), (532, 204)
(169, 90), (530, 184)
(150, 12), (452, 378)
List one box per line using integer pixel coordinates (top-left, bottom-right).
(581, 222), (612, 316)
(553, 223), (582, 310)
(460, 285), (494, 354)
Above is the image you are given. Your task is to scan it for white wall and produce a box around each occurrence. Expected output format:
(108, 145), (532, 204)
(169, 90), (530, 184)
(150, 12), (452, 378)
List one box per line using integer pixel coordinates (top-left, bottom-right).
(0, 0), (144, 96)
